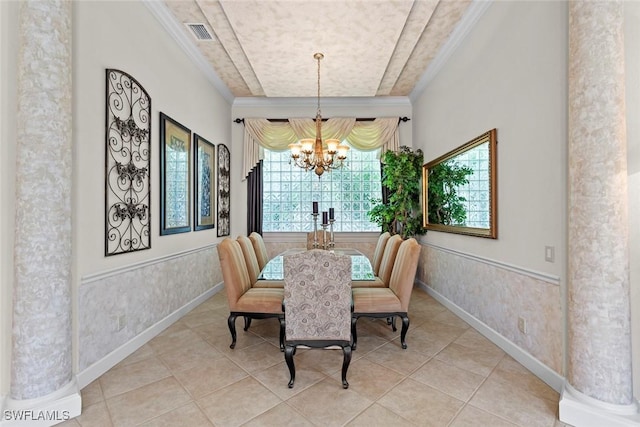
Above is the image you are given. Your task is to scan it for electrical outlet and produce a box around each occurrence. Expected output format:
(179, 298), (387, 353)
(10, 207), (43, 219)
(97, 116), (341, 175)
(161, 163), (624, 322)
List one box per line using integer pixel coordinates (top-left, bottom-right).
(545, 246), (555, 263)
(518, 317), (527, 334)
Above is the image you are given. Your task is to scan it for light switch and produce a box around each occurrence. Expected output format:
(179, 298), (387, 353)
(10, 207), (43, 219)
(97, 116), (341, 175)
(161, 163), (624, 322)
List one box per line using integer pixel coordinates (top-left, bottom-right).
(545, 246), (555, 263)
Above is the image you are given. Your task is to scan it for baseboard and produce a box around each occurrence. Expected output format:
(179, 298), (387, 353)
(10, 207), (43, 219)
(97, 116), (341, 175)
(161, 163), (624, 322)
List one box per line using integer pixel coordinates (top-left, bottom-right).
(559, 383), (640, 426)
(1, 380), (81, 426)
(76, 283), (223, 389)
(416, 280), (565, 393)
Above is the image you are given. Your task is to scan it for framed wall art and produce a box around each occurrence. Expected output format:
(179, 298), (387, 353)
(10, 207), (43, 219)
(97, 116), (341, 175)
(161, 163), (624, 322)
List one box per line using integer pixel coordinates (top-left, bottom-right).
(159, 112), (191, 235)
(194, 134), (215, 231)
(217, 143), (231, 237)
(105, 69), (151, 256)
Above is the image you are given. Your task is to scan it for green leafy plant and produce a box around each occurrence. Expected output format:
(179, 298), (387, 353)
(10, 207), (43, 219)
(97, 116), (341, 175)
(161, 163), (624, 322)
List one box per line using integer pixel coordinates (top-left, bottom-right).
(427, 160), (473, 225)
(368, 146), (426, 239)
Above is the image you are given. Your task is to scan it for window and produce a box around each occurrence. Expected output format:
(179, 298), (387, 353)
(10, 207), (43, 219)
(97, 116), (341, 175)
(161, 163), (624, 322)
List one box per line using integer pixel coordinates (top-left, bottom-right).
(262, 147), (382, 232)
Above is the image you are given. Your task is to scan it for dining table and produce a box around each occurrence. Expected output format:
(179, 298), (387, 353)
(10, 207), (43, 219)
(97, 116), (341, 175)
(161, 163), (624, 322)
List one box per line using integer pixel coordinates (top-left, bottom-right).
(258, 248), (375, 281)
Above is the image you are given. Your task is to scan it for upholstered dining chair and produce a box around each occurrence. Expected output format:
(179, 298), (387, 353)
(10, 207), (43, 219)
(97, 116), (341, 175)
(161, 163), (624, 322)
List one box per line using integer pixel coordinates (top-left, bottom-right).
(217, 238), (284, 350)
(237, 235), (283, 288)
(249, 232), (269, 270)
(371, 231), (391, 276)
(283, 249), (353, 389)
(351, 234), (402, 289)
(351, 237), (421, 350)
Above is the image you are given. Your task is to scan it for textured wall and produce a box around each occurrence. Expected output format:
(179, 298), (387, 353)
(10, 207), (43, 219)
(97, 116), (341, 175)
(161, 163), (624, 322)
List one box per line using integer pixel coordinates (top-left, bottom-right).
(417, 244), (563, 374)
(11, 0), (73, 400)
(79, 246), (222, 371)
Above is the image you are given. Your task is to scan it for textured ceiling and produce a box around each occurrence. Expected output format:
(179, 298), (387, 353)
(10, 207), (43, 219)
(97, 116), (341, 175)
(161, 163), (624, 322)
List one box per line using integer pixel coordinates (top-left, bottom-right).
(159, 0), (474, 98)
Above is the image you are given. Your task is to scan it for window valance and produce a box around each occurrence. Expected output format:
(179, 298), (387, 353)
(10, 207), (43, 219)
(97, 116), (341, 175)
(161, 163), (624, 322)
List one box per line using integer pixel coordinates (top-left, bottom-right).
(242, 117), (400, 179)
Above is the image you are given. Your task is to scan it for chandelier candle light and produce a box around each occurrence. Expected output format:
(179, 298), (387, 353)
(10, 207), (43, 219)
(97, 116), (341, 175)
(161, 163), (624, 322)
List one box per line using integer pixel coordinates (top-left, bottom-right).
(289, 53), (349, 177)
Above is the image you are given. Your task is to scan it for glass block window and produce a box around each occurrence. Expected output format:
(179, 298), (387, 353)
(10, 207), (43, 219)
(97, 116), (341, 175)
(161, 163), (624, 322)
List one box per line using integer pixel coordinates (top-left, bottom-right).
(262, 146), (382, 232)
(453, 145), (490, 228)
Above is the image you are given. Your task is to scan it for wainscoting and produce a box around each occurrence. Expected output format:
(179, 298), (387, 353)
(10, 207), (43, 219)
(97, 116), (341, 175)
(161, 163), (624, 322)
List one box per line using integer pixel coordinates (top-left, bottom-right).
(77, 244), (223, 388)
(416, 242), (564, 391)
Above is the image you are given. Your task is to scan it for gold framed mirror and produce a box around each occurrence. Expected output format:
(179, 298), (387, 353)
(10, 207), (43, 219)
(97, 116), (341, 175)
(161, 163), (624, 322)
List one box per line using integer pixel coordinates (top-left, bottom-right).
(422, 129), (497, 238)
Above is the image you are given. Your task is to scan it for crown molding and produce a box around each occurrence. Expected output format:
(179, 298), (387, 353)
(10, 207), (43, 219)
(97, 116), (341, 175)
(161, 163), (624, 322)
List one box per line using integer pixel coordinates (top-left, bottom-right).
(410, 0), (493, 102)
(142, 0), (235, 104)
(232, 96), (412, 109)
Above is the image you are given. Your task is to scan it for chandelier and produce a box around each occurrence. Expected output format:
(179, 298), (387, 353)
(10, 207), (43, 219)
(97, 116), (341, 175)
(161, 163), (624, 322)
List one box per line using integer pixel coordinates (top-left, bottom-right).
(289, 53), (349, 177)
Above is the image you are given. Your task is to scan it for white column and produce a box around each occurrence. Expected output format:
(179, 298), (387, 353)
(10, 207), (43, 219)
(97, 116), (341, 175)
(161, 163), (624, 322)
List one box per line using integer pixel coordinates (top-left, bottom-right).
(3, 1), (80, 424)
(561, 1), (639, 425)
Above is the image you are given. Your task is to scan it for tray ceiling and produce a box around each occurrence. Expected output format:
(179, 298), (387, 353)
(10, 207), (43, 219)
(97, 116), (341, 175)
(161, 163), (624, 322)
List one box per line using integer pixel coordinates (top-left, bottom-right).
(157, 0), (476, 99)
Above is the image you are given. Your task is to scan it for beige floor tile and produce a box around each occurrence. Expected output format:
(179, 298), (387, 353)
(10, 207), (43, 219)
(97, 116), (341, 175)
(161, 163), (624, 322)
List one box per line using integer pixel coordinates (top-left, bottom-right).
(435, 342), (504, 377)
(138, 402), (213, 427)
(180, 309), (220, 329)
(348, 334), (391, 355)
(116, 344), (155, 367)
(286, 378), (373, 427)
(415, 319), (468, 346)
(491, 355), (559, 402)
(330, 358), (404, 401)
(157, 320), (191, 337)
(106, 377), (191, 427)
(410, 358), (486, 402)
(454, 328), (506, 357)
(449, 405), (518, 427)
(80, 380), (104, 409)
(292, 347), (353, 376)
(225, 341), (284, 373)
(74, 401), (113, 427)
(197, 377), (281, 427)
(432, 310), (471, 330)
(158, 339), (223, 373)
(242, 402), (314, 427)
(99, 356), (170, 398)
(363, 342), (431, 376)
(148, 328), (204, 355)
(173, 357), (249, 398)
(209, 327), (268, 352)
(56, 418), (81, 427)
(345, 403), (417, 427)
(252, 360), (326, 400)
(377, 378), (464, 427)
(396, 326), (450, 356)
(469, 376), (558, 427)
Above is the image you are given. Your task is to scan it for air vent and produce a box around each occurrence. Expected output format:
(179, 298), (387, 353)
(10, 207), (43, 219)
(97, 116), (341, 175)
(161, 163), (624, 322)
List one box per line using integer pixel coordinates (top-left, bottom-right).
(185, 23), (213, 40)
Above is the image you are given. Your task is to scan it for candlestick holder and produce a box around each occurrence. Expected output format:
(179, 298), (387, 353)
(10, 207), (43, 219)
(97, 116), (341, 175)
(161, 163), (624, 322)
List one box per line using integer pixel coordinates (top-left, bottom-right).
(312, 213), (319, 248)
(329, 219), (335, 249)
(321, 223), (329, 250)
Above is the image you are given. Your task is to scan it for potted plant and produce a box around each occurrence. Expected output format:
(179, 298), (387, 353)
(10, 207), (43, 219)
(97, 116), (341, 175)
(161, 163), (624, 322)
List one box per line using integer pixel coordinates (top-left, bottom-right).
(368, 146), (426, 239)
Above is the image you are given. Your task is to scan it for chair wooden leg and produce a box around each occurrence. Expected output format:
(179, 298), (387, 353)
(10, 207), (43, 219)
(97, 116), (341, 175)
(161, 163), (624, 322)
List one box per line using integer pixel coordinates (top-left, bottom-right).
(388, 316), (397, 332)
(279, 316), (285, 351)
(284, 345), (296, 388)
(400, 314), (410, 349)
(351, 316), (358, 350)
(227, 314), (238, 349)
(341, 344), (352, 389)
(243, 316), (252, 331)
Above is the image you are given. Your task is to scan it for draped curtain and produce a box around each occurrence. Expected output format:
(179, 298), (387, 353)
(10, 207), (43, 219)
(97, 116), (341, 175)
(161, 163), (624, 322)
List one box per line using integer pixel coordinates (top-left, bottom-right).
(242, 117), (400, 179)
(246, 160), (263, 234)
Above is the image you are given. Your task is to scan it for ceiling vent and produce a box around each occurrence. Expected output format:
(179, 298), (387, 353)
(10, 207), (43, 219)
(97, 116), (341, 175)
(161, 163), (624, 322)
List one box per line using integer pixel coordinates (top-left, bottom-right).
(185, 23), (213, 41)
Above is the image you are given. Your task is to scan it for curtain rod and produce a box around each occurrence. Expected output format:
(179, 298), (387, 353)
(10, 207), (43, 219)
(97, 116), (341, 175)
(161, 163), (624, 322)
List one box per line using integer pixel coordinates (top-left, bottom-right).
(233, 116), (410, 124)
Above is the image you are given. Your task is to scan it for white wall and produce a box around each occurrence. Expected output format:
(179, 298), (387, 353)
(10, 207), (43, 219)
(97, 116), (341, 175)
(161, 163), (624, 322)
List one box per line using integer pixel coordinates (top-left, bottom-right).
(413, 0), (567, 381)
(74, 1), (230, 277)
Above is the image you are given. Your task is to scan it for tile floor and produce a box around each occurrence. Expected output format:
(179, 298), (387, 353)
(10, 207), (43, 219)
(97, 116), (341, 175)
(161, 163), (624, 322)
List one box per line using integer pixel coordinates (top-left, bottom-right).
(61, 288), (571, 427)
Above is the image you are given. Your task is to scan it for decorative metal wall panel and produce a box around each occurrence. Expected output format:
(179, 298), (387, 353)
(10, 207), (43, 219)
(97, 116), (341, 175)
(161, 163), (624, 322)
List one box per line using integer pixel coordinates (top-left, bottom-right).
(105, 69), (151, 256)
(217, 143), (231, 236)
